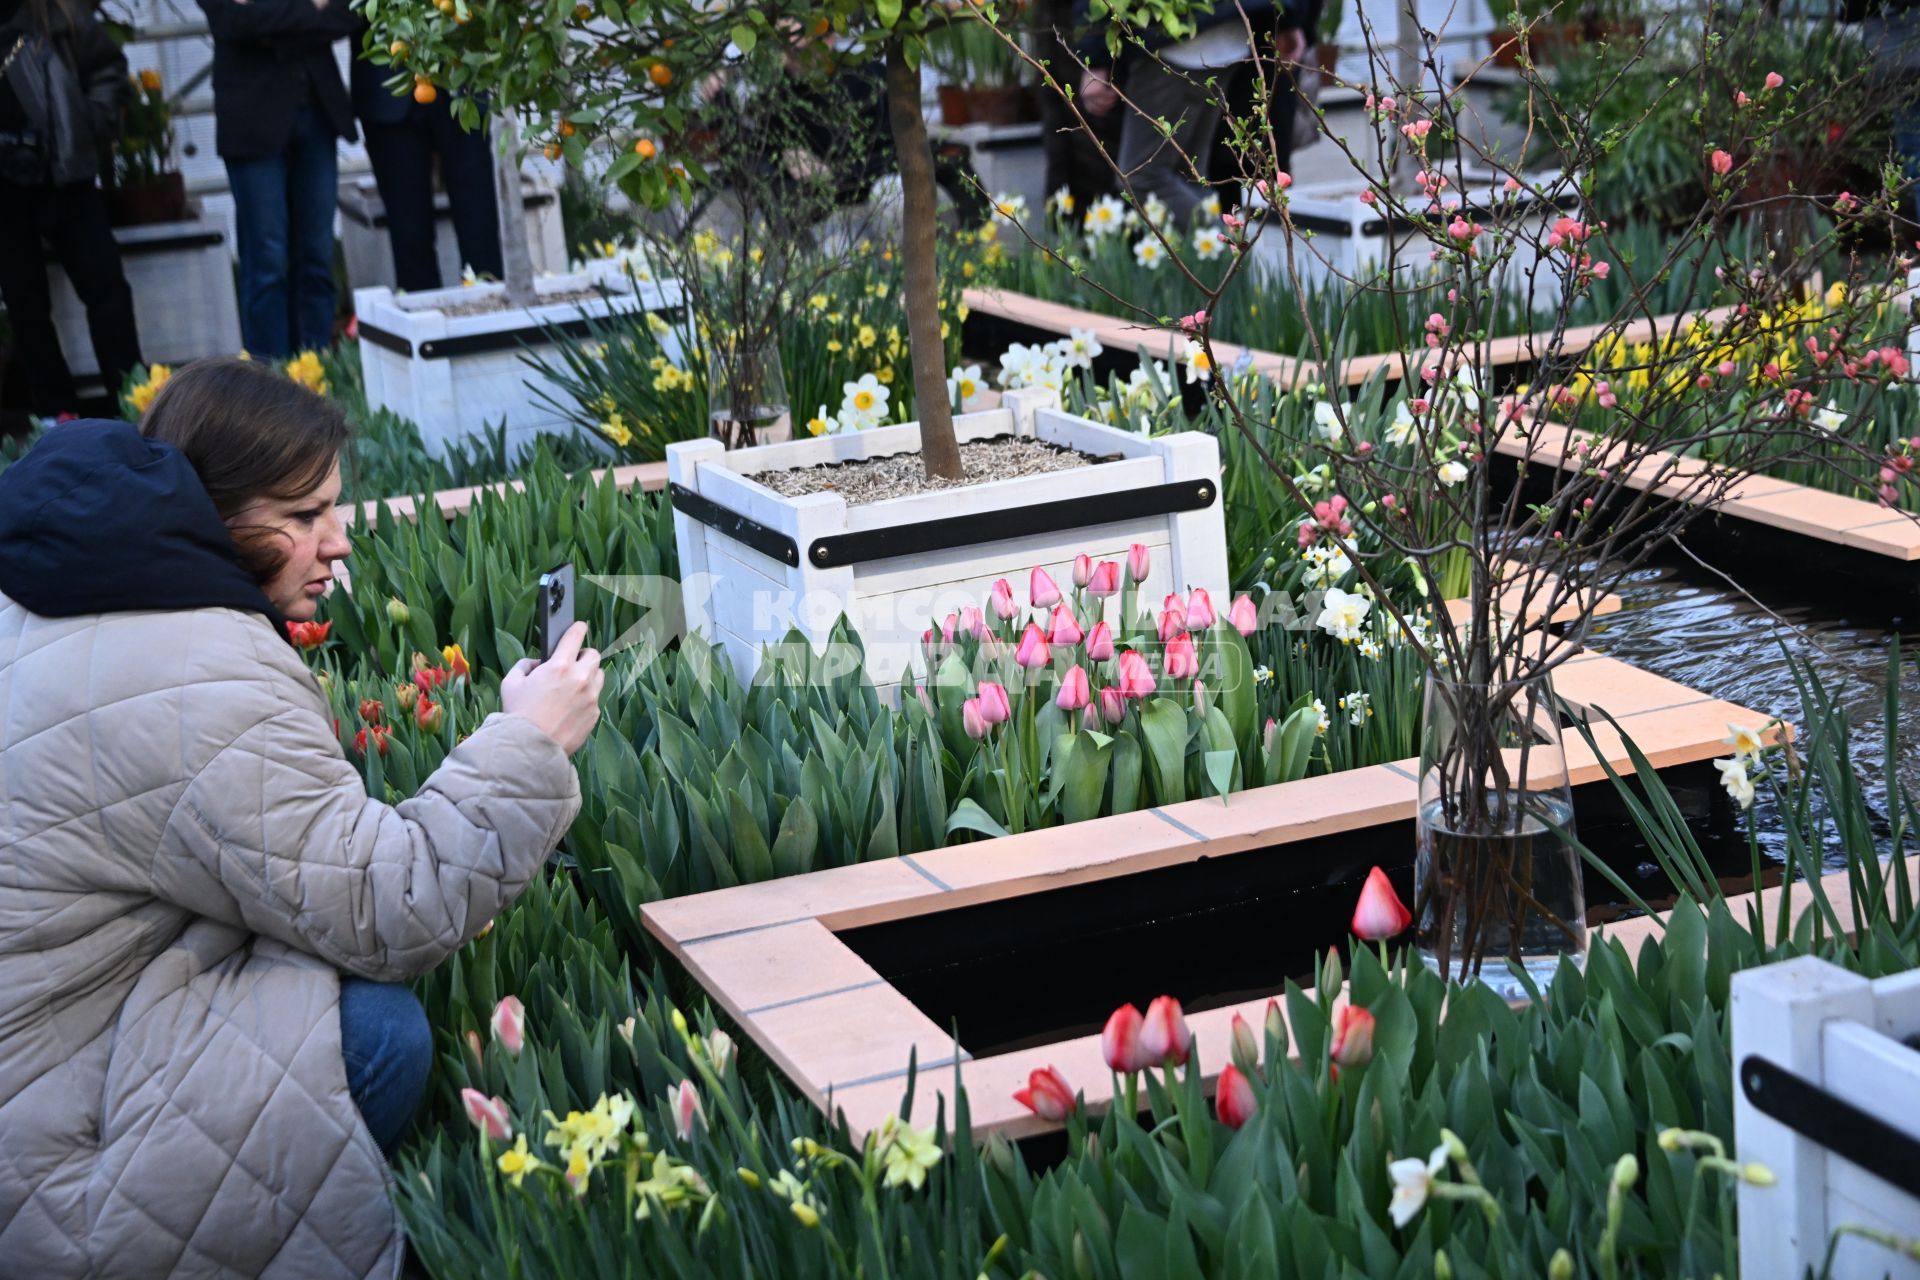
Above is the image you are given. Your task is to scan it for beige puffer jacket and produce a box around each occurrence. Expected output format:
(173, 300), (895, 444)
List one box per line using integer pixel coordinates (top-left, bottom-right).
(0, 596), (582, 1276)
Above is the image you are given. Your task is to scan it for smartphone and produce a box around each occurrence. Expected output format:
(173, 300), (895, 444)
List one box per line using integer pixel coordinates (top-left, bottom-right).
(536, 563), (575, 660)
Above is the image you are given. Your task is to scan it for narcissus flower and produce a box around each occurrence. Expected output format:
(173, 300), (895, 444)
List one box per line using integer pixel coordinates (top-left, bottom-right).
(1388, 1144), (1450, 1227)
(1012, 1065), (1076, 1120)
(1352, 866), (1413, 939)
(1214, 1062), (1258, 1128)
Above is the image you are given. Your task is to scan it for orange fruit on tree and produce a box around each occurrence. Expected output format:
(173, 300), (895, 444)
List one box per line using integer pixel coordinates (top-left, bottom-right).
(544, 143), (561, 160)
(573, 3), (591, 17)
(559, 119), (575, 137)
(812, 15), (829, 35)
(413, 80), (437, 104)
(388, 39), (407, 56)
(648, 60), (672, 86)
(633, 137), (656, 159)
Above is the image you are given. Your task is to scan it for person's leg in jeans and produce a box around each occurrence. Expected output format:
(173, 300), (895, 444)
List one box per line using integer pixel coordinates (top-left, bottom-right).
(429, 103), (503, 282)
(1114, 54), (1226, 226)
(285, 102), (342, 354)
(339, 978), (433, 1160)
(0, 185), (80, 415)
(226, 148), (294, 358)
(364, 112), (444, 292)
(47, 183), (143, 404)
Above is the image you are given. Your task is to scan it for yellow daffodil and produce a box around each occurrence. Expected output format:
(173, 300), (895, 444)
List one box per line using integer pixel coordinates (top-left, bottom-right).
(599, 414), (634, 447)
(495, 1135), (542, 1187)
(284, 351), (329, 395)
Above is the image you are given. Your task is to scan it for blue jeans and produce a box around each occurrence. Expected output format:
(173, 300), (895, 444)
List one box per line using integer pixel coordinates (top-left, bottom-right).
(226, 101), (340, 358)
(340, 979), (433, 1161)
(1896, 100), (1920, 225)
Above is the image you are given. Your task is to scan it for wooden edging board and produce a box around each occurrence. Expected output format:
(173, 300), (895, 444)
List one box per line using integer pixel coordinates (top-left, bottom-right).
(962, 286), (1737, 392)
(1501, 418), (1920, 564)
(641, 648), (1784, 1141)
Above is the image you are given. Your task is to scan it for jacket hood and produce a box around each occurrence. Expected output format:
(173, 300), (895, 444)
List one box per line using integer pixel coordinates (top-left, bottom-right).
(0, 418), (289, 638)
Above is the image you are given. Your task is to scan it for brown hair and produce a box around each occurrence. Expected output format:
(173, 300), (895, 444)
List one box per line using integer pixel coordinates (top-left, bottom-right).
(140, 357), (352, 585)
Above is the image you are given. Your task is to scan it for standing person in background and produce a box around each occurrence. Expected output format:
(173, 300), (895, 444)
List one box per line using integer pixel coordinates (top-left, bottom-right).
(350, 37), (501, 290)
(0, 0), (143, 417)
(198, 0), (357, 358)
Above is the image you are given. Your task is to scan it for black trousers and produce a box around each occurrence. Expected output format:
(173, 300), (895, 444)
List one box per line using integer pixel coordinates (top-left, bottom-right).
(360, 100), (502, 292)
(0, 181), (143, 416)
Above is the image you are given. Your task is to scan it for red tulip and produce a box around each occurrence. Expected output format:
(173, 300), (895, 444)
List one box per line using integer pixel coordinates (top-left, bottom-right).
(1330, 1006), (1376, 1069)
(672, 1079), (704, 1140)
(1127, 543), (1151, 584)
(1214, 1062), (1258, 1128)
(1185, 587), (1216, 632)
(1015, 622), (1051, 669)
(358, 697), (384, 724)
(990, 578), (1017, 621)
(1012, 1065), (1077, 1121)
(1229, 593), (1258, 637)
(1056, 664), (1092, 711)
(1087, 560), (1120, 598)
(286, 620), (331, 649)
(353, 725), (391, 756)
(1072, 553), (1093, 588)
(1140, 995), (1192, 1066)
(1099, 686), (1127, 725)
(1116, 651), (1157, 699)
(1048, 604), (1084, 647)
(460, 1088), (512, 1141)
(962, 697), (989, 739)
(1165, 633), (1198, 680)
(976, 682), (1012, 724)
(1084, 620), (1114, 662)
(1031, 566), (1062, 610)
(1351, 867), (1413, 940)
(413, 665), (450, 695)
(1102, 1003), (1151, 1073)
(415, 697), (445, 734)
(491, 995), (526, 1056)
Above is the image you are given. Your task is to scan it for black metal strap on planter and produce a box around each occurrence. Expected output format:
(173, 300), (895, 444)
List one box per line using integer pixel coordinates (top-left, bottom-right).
(356, 305), (687, 361)
(1740, 1053), (1920, 1198)
(669, 483), (801, 567)
(120, 230), (225, 256)
(805, 477), (1216, 569)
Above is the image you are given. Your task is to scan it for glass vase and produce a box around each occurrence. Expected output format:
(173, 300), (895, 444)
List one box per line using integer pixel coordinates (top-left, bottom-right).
(707, 338), (789, 450)
(1415, 668), (1587, 997)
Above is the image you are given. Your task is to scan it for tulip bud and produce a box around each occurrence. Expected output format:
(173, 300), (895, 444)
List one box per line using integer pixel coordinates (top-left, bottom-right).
(1140, 995), (1192, 1067)
(460, 1088), (512, 1141)
(617, 1016), (636, 1047)
(1214, 1062), (1258, 1128)
(1185, 587), (1216, 631)
(416, 697), (445, 734)
(1613, 1153), (1639, 1189)
(386, 596), (411, 625)
(1436, 1250), (1454, 1280)
(410, 650), (433, 673)
(394, 682), (419, 713)
(707, 1029), (735, 1076)
(672, 1079), (703, 1141)
(1548, 1250), (1574, 1280)
(1102, 1003), (1150, 1073)
(465, 1029), (484, 1068)
(1082, 701), (1103, 732)
(1157, 607), (1185, 644)
(1329, 1006), (1375, 1070)
(1098, 685), (1126, 725)
(1015, 622), (1051, 669)
(1072, 552), (1093, 588)
(1087, 560), (1120, 598)
(1084, 620), (1114, 662)
(1165, 634), (1198, 680)
(984, 1131), (1019, 1181)
(1127, 543), (1151, 584)
(441, 643), (470, 679)
(1229, 1012), (1260, 1078)
(1264, 998), (1287, 1058)
(1116, 651), (1156, 699)
(1031, 566), (1062, 610)
(491, 995), (526, 1056)
(359, 697), (384, 725)
(1056, 664), (1092, 712)
(1012, 1065), (1076, 1121)
(1351, 866), (1413, 939)
(1229, 593), (1258, 637)
(990, 578), (1017, 621)
(1048, 604), (1084, 648)
(976, 682), (1012, 724)
(959, 605), (988, 640)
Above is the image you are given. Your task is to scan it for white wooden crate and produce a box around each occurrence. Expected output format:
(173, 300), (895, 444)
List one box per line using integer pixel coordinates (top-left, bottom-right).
(48, 210), (242, 381)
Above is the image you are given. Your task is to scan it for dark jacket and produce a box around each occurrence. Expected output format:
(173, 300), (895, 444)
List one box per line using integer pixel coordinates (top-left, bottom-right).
(1073, 0), (1318, 67)
(195, 0), (357, 161)
(0, 0), (127, 186)
(348, 24), (410, 126)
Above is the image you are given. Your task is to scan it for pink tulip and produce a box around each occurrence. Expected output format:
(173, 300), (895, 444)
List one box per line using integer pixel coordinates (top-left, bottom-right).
(1141, 995), (1192, 1066)
(1015, 622), (1051, 669)
(990, 578), (1017, 621)
(960, 606), (988, 640)
(1184, 587), (1216, 632)
(1072, 553), (1093, 588)
(1012, 1065), (1077, 1121)
(1162, 591), (1186, 622)
(1087, 560), (1120, 598)
(1329, 1006), (1376, 1069)
(1116, 650), (1157, 699)
(1101, 1003), (1152, 1073)
(1229, 593), (1258, 636)
(1048, 604), (1084, 647)
(491, 995), (526, 1057)
(976, 682), (1012, 724)
(1214, 1062), (1258, 1129)
(1094, 689), (1122, 728)
(1084, 620), (1115, 662)
(1127, 543), (1151, 584)
(1056, 664), (1092, 712)
(1082, 701), (1103, 732)
(465, 1029), (485, 1069)
(460, 1088), (512, 1141)
(1031, 566), (1062, 610)
(1165, 633), (1198, 680)
(1711, 149), (1733, 176)
(962, 697), (989, 739)
(1157, 607), (1186, 644)
(1351, 866), (1413, 940)
(672, 1079), (704, 1140)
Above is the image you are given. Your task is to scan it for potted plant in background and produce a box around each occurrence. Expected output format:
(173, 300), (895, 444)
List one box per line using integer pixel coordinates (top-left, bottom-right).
(108, 68), (185, 225)
(928, 1), (1037, 126)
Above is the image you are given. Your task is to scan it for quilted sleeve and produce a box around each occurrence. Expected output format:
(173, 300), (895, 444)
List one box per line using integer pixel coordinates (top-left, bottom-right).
(156, 707), (582, 982)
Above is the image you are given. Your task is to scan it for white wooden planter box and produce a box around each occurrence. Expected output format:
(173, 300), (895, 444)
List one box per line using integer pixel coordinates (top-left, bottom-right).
(353, 263), (682, 459)
(1732, 955), (1920, 1279)
(49, 209), (242, 383)
(338, 172), (569, 294)
(667, 389), (1230, 691)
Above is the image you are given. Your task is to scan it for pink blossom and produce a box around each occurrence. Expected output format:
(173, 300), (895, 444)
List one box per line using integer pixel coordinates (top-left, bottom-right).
(461, 1089), (512, 1141)
(1736, 90), (1751, 108)
(1447, 216), (1474, 241)
(1764, 71), (1784, 90)
(1711, 149), (1734, 176)
(1127, 543), (1151, 584)
(1072, 553), (1093, 588)
(1359, 188), (1377, 206)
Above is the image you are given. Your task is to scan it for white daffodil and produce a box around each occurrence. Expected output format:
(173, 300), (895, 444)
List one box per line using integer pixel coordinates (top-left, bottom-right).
(1141, 192), (1172, 230)
(1386, 399), (1417, 446)
(1357, 636), (1382, 660)
(1452, 364), (1483, 414)
(1253, 665), (1273, 684)
(990, 192), (1027, 224)
(995, 342), (1045, 389)
(1715, 756), (1756, 810)
(1813, 402), (1847, 432)
(1343, 691), (1372, 725)
(1316, 586), (1372, 641)
(1133, 236), (1166, 270)
(1058, 328), (1103, 369)
(1313, 399), (1346, 443)
(840, 374), (890, 426)
(1723, 723), (1765, 759)
(1049, 185), (1077, 217)
(1201, 192), (1222, 219)
(1388, 1145), (1451, 1228)
(1084, 196), (1125, 237)
(806, 404), (836, 437)
(1192, 226), (1228, 261)
(947, 365), (984, 411)
(1183, 338), (1214, 385)
(1313, 698), (1330, 734)
(1437, 459), (1469, 487)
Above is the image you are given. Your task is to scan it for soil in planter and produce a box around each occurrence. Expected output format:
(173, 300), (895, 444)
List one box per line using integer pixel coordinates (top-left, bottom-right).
(408, 286), (613, 317)
(836, 762), (1747, 1060)
(753, 436), (1095, 505)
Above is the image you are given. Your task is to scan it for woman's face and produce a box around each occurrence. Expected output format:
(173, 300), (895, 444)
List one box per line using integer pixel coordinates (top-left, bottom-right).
(229, 460), (352, 621)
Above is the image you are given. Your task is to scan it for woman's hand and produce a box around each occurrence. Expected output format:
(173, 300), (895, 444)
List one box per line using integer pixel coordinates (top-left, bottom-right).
(500, 621), (604, 755)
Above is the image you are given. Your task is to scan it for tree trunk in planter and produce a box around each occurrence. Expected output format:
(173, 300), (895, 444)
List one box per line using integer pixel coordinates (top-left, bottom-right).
(885, 36), (963, 482)
(494, 113), (537, 310)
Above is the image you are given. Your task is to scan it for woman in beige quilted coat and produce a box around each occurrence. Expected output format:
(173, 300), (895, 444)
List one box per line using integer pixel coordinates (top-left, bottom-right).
(0, 358), (605, 1277)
